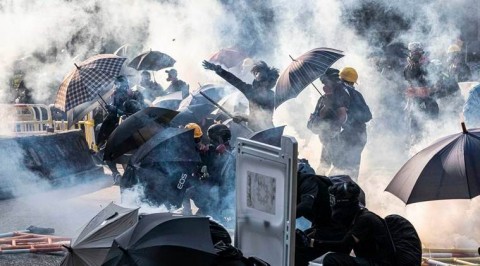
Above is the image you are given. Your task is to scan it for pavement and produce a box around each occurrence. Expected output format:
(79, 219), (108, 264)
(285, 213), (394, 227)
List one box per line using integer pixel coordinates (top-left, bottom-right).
(0, 175), (120, 266)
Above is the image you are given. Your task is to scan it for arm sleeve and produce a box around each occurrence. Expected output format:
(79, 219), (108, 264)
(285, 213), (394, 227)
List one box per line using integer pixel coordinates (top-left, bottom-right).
(314, 233), (355, 253)
(216, 69), (252, 95)
(296, 179), (318, 218)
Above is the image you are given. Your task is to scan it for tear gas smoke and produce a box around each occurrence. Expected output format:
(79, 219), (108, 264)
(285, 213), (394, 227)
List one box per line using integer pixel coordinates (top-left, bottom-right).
(0, 0), (479, 247)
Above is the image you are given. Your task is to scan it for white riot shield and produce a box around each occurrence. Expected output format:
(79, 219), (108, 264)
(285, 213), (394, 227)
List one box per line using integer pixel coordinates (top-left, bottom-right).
(235, 136), (297, 266)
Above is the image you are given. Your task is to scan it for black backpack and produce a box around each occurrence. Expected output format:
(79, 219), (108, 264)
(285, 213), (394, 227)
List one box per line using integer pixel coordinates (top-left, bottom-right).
(384, 214), (422, 266)
(344, 85), (372, 124)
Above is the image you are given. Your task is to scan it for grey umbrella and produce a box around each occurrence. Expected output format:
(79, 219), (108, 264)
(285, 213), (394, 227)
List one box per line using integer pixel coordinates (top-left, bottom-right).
(386, 123), (480, 204)
(249, 125), (286, 147)
(275, 47), (344, 108)
(102, 213), (216, 266)
(61, 202), (139, 266)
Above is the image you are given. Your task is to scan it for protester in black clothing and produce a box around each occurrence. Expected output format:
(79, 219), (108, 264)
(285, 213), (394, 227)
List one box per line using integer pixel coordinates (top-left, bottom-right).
(403, 42), (439, 145)
(308, 68), (349, 175)
(10, 72), (33, 104)
(337, 67), (372, 180)
(296, 182), (394, 266)
(296, 159), (333, 228)
(139, 70), (165, 102)
(165, 69), (189, 99)
(183, 124), (235, 222)
(446, 44), (471, 82)
(202, 60), (279, 131)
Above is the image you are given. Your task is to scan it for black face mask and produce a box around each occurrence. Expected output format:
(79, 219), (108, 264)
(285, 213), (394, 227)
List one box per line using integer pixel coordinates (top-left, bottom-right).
(331, 203), (361, 226)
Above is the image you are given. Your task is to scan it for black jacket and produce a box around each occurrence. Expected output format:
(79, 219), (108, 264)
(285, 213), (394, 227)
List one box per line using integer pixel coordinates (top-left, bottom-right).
(297, 173), (333, 227)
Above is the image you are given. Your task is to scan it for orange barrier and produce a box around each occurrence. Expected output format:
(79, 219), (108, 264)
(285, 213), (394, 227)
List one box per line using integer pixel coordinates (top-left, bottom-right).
(0, 232), (70, 254)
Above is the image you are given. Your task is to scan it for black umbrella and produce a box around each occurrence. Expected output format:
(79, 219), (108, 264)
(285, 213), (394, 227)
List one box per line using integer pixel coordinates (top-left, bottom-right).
(151, 91), (183, 110)
(386, 123), (480, 204)
(61, 202), (139, 266)
(55, 54), (127, 111)
(103, 107), (178, 161)
(128, 50), (176, 71)
(249, 125), (286, 147)
(171, 104), (217, 127)
(102, 213), (216, 266)
(120, 128), (202, 207)
(275, 47), (344, 108)
(178, 84), (229, 109)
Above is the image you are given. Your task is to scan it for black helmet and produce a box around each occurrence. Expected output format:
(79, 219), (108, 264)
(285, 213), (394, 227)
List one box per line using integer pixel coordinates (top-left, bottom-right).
(320, 68), (340, 82)
(328, 181), (361, 206)
(207, 124), (231, 145)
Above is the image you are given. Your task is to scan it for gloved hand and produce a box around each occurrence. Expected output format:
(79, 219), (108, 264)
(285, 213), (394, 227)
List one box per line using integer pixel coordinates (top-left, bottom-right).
(295, 229), (311, 248)
(202, 60), (221, 72)
(232, 115), (248, 123)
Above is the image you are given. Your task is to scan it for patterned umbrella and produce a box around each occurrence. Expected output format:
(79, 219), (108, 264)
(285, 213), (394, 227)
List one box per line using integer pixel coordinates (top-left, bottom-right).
(128, 50), (176, 71)
(275, 47), (344, 108)
(55, 54), (126, 112)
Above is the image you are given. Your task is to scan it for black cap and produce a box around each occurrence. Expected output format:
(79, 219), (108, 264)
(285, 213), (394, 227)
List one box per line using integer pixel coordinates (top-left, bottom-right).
(320, 68), (340, 83)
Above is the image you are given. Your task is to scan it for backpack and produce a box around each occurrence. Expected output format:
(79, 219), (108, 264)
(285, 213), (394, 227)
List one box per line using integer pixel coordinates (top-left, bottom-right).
(344, 85), (372, 124)
(384, 214), (422, 266)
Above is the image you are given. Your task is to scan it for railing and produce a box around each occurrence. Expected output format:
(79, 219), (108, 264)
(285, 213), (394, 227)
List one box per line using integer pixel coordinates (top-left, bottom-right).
(0, 104), (69, 135)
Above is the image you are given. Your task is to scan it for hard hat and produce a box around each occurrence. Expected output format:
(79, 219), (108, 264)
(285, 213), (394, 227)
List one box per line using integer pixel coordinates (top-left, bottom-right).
(447, 44), (461, 54)
(339, 67), (358, 83)
(185, 123), (203, 138)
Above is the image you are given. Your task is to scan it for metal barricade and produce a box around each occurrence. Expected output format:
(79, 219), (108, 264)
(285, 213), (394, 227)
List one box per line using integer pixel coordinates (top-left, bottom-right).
(0, 104), (69, 135)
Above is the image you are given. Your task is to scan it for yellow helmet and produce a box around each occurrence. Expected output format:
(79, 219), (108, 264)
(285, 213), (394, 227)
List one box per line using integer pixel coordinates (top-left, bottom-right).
(185, 123), (203, 138)
(339, 67), (358, 83)
(447, 44), (461, 54)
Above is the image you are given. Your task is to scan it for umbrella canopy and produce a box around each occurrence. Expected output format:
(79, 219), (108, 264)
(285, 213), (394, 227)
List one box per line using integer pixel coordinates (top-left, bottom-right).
(209, 48), (247, 68)
(178, 84), (229, 109)
(103, 107), (179, 161)
(171, 104), (217, 127)
(275, 47), (344, 108)
(128, 50), (175, 71)
(61, 202), (139, 266)
(386, 124), (480, 204)
(151, 91), (183, 110)
(249, 125), (286, 147)
(66, 88), (113, 128)
(55, 54), (127, 111)
(102, 213), (216, 266)
(120, 128), (202, 207)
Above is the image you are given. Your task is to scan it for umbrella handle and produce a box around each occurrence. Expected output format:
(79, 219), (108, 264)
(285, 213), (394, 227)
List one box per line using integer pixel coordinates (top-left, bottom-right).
(311, 83), (323, 96)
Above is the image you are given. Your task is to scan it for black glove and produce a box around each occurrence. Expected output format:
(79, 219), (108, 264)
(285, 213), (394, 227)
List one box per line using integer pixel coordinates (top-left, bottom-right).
(202, 60), (221, 72)
(295, 229), (311, 248)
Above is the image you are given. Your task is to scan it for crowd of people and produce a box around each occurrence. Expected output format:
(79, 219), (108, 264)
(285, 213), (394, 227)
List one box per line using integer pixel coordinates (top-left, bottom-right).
(6, 38), (478, 265)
